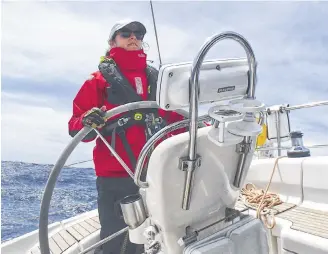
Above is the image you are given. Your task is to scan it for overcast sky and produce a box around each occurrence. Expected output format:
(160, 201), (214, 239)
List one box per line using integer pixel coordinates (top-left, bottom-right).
(2, 1), (328, 168)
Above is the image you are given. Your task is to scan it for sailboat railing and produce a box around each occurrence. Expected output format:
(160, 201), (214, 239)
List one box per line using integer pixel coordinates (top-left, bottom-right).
(258, 100), (328, 156)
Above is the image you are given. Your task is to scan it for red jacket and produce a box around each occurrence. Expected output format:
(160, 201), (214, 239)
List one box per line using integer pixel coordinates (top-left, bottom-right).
(68, 47), (184, 177)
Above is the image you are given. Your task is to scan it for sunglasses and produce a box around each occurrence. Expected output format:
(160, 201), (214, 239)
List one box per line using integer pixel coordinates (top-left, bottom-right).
(117, 30), (144, 40)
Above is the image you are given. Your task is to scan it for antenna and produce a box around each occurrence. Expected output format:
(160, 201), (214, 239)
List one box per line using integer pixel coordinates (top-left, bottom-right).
(149, 0), (163, 67)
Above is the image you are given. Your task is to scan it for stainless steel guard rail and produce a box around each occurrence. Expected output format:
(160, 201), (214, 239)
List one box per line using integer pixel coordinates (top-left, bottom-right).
(134, 115), (211, 188)
(263, 100), (328, 156)
(135, 31), (258, 210)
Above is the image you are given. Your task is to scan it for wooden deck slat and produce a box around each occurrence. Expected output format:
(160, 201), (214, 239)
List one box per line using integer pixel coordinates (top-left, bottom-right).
(91, 216), (100, 224)
(234, 201), (294, 215)
(279, 217), (328, 233)
(73, 224), (90, 237)
(277, 207), (328, 239)
(85, 218), (101, 230)
(296, 206), (328, 215)
(49, 237), (62, 254)
(59, 230), (77, 246)
(278, 213), (328, 228)
(52, 233), (69, 251)
(30, 202), (328, 254)
(236, 200), (328, 239)
(285, 209), (328, 222)
(66, 226), (84, 241)
(31, 246), (41, 254)
(292, 225), (328, 239)
(271, 203), (296, 214)
(280, 214), (328, 232)
(292, 223), (328, 236)
(79, 221), (97, 233)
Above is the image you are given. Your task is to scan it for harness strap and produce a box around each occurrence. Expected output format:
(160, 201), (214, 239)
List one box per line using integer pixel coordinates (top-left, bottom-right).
(117, 128), (137, 169)
(145, 64), (159, 101)
(100, 111), (165, 166)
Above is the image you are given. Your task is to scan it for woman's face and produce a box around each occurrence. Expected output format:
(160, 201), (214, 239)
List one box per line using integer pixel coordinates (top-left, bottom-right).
(110, 29), (144, 51)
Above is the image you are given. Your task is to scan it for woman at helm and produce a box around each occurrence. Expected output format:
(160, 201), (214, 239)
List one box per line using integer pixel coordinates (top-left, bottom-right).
(68, 19), (184, 253)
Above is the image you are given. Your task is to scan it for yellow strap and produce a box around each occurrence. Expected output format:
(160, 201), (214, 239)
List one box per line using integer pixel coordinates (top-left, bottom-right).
(99, 55), (106, 63)
(256, 121), (267, 147)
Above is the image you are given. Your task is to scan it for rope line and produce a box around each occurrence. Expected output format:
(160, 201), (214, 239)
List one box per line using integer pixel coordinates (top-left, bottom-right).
(65, 159), (93, 167)
(240, 156), (286, 229)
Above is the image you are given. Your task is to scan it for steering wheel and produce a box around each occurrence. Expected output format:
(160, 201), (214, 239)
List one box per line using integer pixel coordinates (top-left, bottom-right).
(38, 101), (161, 254)
(38, 101), (210, 254)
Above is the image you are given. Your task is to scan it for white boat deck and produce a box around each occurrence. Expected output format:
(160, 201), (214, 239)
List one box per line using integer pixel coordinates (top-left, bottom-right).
(30, 216), (101, 254)
(24, 156), (328, 254)
(28, 201), (328, 254)
(235, 201), (328, 239)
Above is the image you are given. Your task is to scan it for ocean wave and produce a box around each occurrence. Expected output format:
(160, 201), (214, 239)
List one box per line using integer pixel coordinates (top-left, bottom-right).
(1, 161), (97, 242)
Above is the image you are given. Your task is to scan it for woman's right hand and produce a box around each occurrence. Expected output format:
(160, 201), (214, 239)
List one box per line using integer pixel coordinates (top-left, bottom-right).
(82, 106), (107, 129)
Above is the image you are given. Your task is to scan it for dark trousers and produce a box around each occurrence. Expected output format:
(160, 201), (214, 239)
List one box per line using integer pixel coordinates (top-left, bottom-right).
(96, 176), (142, 254)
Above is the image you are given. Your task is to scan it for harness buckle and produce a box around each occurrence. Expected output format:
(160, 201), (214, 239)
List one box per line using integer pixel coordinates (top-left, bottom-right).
(118, 117), (130, 126)
(134, 112), (143, 121)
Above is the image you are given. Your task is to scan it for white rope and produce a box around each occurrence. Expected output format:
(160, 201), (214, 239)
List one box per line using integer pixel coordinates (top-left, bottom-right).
(240, 156), (287, 229)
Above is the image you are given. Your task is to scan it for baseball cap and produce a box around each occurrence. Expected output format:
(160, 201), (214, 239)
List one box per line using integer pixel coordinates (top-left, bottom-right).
(108, 19), (147, 41)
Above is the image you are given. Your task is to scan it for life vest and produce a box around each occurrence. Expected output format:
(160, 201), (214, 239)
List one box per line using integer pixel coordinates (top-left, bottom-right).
(97, 57), (166, 168)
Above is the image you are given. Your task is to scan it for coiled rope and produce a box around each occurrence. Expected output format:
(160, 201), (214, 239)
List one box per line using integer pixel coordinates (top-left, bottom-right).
(240, 156), (286, 229)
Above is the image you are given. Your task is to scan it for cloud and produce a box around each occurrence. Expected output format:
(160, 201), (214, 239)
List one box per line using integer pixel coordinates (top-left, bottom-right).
(1, 1), (191, 84)
(1, 92), (95, 168)
(2, 2), (109, 84)
(1, 1), (328, 166)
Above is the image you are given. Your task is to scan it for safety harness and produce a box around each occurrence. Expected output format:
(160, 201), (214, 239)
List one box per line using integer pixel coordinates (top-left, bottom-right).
(98, 57), (167, 168)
